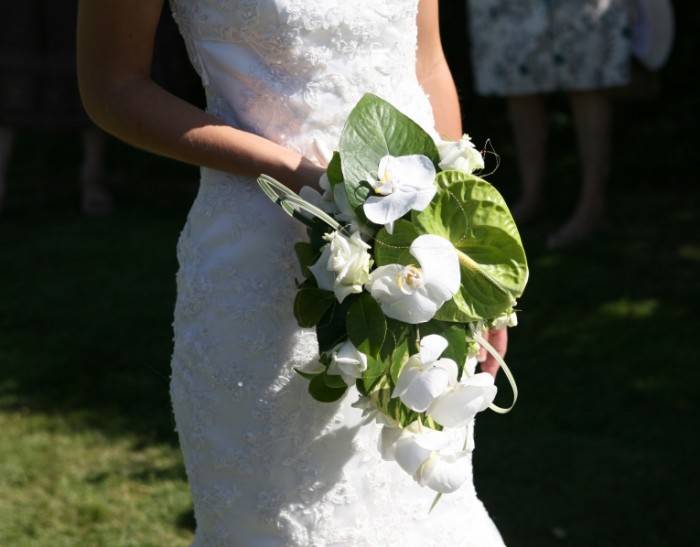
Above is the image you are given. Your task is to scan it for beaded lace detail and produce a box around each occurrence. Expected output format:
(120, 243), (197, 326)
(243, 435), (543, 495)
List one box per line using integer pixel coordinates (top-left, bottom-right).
(169, 0), (434, 157)
(167, 1), (505, 545)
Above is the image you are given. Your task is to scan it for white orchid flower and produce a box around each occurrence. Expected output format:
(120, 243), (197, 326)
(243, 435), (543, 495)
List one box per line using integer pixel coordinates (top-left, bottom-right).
(363, 154), (436, 233)
(309, 230), (372, 303)
(391, 334), (458, 412)
(378, 425), (404, 461)
(327, 340), (368, 386)
(391, 422), (471, 493)
(428, 372), (497, 428)
(365, 234), (460, 324)
(436, 134), (484, 173)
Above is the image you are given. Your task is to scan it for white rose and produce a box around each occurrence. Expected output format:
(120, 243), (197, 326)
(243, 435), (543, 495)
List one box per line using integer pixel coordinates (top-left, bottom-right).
(437, 134), (484, 173)
(309, 230), (372, 303)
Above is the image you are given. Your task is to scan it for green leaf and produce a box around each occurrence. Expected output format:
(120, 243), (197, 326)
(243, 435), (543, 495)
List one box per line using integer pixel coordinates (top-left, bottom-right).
(308, 374), (347, 403)
(346, 293), (387, 357)
(294, 368), (322, 381)
(339, 93), (440, 209)
(383, 319), (413, 384)
(294, 242), (316, 278)
(373, 220), (420, 267)
(294, 288), (336, 328)
(412, 171), (529, 321)
(324, 372), (349, 389)
(327, 151), (343, 185)
(316, 297), (353, 353)
(361, 354), (385, 392)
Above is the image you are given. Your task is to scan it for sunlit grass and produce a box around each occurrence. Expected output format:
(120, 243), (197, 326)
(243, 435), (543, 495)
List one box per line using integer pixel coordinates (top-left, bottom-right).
(0, 410), (192, 546)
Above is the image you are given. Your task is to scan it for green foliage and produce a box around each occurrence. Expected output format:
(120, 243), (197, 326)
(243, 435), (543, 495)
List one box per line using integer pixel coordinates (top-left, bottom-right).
(346, 293), (387, 357)
(294, 287), (335, 328)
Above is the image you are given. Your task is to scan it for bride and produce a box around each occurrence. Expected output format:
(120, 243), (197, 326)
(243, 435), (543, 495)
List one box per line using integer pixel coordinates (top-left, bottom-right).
(77, 1), (509, 545)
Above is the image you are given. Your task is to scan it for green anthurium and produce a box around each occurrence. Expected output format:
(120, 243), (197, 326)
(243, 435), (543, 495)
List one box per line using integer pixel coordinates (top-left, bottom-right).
(411, 171), (528, 321)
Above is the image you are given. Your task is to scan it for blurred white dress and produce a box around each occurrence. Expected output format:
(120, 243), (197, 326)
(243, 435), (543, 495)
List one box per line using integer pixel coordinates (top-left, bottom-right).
(168, 1), (506, 545)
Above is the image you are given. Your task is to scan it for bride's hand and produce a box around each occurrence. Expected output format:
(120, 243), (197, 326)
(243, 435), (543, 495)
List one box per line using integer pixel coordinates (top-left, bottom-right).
(478, 327), (507, 377)
(291, 156), (327, 192)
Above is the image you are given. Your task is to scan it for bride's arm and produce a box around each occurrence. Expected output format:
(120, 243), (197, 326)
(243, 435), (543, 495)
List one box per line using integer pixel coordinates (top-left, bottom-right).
(415, 0), (462, 139)
(77, 0), (323, 191)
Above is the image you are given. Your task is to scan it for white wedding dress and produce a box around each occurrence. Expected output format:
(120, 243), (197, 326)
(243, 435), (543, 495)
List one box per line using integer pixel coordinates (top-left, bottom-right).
(168, 1), (507, 545)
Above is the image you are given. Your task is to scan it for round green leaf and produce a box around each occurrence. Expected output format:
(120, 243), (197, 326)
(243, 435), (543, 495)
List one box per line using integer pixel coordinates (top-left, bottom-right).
(308, 374), (347, 403)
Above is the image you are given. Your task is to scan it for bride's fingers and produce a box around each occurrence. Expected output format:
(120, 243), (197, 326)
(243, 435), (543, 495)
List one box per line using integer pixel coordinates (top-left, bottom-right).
(478, 327), (508, 377)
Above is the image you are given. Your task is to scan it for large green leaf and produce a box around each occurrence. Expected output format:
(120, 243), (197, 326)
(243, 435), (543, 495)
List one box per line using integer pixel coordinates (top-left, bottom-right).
(294, 288), (336, 328)
(316, 297), (353, 353)
(412, 171), (529, 321)
(339, 93), (440, 209)
(346, 293), (387, 358)
(294, 242), (316, 278)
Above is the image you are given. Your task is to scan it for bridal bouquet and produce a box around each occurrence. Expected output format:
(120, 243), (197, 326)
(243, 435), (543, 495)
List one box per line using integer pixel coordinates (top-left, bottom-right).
(258, 93), (528, 497)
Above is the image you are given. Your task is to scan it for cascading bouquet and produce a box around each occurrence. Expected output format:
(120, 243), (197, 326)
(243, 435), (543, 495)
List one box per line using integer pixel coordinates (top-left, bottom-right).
(258, 93), (528, 498)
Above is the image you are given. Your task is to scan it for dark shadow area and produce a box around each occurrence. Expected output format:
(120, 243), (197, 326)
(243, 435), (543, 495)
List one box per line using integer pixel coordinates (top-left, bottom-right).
(440, 2), (700, 545)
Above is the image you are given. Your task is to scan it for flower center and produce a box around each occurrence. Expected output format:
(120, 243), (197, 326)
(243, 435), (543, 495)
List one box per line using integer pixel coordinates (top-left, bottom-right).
(398, 265), (423, 292)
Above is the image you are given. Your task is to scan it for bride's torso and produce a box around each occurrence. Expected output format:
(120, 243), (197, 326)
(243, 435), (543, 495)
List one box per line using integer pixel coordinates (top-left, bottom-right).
(169, 0), (435, 158)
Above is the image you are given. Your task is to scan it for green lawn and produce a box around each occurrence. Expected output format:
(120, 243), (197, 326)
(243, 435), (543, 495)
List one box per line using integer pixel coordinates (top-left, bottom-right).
(1, 85), (698, 547)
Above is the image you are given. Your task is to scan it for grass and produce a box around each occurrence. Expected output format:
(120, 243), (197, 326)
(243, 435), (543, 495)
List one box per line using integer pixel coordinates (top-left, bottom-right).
(1, 62), (699, 546)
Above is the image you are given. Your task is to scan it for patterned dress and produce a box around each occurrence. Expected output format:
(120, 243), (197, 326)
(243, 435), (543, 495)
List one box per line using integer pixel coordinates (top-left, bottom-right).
(467, 0), (632, 96)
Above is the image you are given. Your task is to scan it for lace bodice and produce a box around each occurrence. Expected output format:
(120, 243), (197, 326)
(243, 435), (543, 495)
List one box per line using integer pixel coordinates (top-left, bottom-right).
(168, 2), (506, 545)
(169, 0), (435, 158)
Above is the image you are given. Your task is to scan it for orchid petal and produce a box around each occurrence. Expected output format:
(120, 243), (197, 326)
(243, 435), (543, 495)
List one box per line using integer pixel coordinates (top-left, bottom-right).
(394, 433), (431, 477)
(411, 235), (460, 298)
(391, 335), (457, 412)
(363, 155), (436, 229)
(398, 367), (451, 412)
(418, 451), (471, 493)
(428, 373), (497, 428)
(418, 334), (449, 366)
(378, 426), (403, 461)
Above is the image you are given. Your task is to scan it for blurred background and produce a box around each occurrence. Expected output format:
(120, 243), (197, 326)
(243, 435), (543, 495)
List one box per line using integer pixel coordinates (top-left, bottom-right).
(0, 1), (698, 546)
